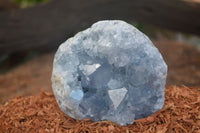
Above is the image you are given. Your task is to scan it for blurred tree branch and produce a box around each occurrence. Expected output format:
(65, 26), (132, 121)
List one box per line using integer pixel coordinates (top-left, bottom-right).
(0, 0), (200, 55)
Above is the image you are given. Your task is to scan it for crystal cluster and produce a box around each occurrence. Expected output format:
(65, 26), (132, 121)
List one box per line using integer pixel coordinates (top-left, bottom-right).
(52, 20), (167, 126)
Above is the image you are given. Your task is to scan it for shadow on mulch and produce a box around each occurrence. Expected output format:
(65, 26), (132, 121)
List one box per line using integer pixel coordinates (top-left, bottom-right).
(0, 86), (199, 132)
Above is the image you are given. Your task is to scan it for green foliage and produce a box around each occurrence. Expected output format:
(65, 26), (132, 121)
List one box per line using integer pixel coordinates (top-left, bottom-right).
(13, 0), (48, 8)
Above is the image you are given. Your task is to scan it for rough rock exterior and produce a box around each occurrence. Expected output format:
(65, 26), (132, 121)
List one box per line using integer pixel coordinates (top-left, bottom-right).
(52, 20), (167, 125)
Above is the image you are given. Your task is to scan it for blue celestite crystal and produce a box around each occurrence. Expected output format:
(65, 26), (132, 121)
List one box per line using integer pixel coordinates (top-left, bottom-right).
(51, 20), (167, 126)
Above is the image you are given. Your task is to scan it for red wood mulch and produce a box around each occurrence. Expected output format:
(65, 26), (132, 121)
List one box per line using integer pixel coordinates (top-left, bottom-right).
(0, 86), (200, 133)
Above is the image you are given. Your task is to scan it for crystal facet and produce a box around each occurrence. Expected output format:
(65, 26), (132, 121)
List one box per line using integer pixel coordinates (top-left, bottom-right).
(108, 87), (127, 109)
(52, 20), (167, 126)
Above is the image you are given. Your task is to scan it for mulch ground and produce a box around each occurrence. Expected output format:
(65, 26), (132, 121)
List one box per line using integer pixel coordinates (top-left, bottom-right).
(0, 86), (200, 133)
(0, 40), (200, 132)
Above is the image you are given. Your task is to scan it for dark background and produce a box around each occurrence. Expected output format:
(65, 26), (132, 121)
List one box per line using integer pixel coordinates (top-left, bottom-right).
(0, 0), (200, 103)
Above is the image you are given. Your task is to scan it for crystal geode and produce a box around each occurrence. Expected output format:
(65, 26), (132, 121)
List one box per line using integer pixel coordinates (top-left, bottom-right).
(52, 20), (167, 126)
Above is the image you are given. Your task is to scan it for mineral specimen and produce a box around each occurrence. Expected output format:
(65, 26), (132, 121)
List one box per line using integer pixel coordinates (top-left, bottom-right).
(52, 20), (167, 126)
